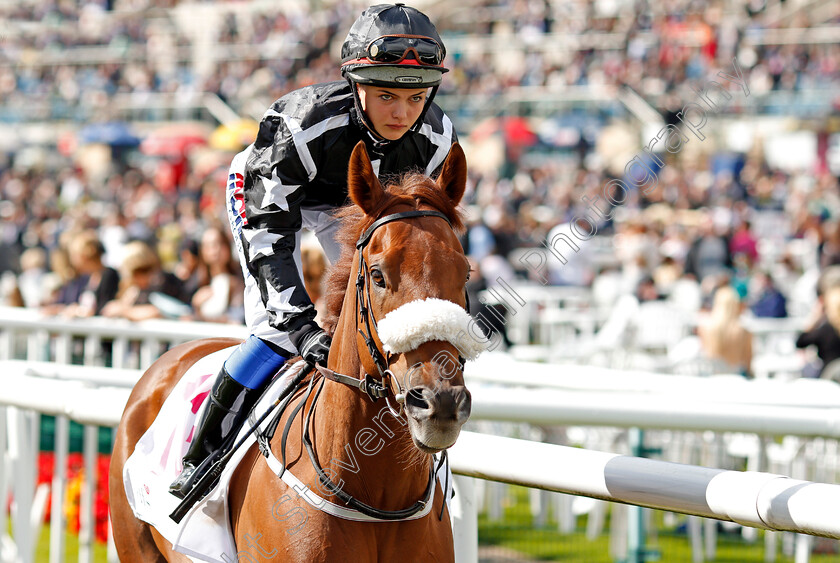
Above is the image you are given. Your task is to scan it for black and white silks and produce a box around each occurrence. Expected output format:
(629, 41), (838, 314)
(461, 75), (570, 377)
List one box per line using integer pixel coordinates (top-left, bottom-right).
(229, 80), (457, 355)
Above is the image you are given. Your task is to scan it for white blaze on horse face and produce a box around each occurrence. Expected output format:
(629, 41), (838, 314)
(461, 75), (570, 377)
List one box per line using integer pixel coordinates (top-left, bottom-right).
(375, 298), (488, 360)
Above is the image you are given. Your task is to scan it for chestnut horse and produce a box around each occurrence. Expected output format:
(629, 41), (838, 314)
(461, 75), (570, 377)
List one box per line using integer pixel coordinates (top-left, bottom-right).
(110, 141), (478, 562)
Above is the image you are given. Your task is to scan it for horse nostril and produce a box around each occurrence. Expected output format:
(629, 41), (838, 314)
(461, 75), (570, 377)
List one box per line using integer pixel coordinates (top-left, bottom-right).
(455, 387), (472, 419)
(405, 388), (429, 411)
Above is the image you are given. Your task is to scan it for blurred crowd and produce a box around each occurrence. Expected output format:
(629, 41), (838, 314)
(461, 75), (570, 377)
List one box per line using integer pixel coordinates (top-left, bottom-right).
(1, 0), (838, 122)
(469, 149), (827, 298)
(0, 132), (246, 322)
(0, 0), (839, 375)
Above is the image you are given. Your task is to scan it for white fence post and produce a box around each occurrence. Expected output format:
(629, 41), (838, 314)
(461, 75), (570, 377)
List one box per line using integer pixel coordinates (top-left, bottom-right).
(0, 406), (9, 562)
(79, 425), (97, 563)
(50, 415), (68, 563)
(451, 475), (477, 563)
(9, 407), (39, 563)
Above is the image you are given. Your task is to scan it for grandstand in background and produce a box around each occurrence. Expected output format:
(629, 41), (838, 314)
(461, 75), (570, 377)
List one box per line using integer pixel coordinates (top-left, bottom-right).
(1, 0), (838, 125)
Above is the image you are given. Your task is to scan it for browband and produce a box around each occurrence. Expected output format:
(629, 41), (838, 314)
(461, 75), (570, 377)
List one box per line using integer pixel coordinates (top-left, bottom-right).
(356, 210), (451, 249)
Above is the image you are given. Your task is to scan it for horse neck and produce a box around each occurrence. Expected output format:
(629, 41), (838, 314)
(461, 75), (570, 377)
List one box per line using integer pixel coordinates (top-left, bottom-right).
(311, 253), (432, 509)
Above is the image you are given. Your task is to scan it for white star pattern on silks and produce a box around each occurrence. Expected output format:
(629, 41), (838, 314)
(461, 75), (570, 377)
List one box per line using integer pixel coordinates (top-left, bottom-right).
(260, 170), (299, 211)
(243, 228), (283, 261)
(266, 285), (302, 319)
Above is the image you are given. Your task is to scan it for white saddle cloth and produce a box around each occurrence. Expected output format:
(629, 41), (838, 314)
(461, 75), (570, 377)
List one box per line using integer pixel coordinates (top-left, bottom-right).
(123, 345), (247, 562)
(123, 347), (452, 562)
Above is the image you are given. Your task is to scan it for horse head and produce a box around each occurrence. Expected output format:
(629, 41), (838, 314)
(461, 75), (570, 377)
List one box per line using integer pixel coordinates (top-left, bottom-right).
(325, 141), (480, 455)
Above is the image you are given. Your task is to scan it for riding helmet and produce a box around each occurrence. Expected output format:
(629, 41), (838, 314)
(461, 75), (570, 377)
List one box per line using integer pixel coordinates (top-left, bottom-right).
(340, 3), (448, 89)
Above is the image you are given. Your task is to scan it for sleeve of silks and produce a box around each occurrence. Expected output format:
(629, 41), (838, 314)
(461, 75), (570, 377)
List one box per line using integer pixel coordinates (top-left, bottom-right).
(240, 110), (317, 335)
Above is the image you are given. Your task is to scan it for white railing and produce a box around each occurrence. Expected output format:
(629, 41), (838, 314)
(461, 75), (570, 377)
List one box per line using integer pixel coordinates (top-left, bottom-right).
(1, 366), (840, 562)
(0, 306), (243, 563)
(450, 431), (840, 536)
(0, 366), (139, 563)
(1, 310), (838, 562)
(0, 305), (246, 369)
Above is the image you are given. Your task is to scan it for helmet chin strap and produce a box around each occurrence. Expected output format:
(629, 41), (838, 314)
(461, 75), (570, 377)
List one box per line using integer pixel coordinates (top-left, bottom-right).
(349, 79), (389, 147)
(411, 84), (440, 133)
(349, 80), (441, 148)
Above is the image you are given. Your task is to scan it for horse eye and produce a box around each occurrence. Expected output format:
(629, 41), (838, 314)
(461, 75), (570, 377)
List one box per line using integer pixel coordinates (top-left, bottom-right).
(370, 268), (386, 288)
(466, 271), (471, 282)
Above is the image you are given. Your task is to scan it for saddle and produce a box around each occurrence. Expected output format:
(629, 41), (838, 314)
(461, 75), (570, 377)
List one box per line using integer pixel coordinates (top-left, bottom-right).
(122, 349), (311, 561)
(170, 360), (311, 520)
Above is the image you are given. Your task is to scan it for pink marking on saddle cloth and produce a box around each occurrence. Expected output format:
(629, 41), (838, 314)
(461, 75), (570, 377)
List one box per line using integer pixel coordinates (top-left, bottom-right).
(158, 372), (215, 469)
(190, 390), (210, 415)
(184, 372), (215, 403)
(160, 431), (176, 469)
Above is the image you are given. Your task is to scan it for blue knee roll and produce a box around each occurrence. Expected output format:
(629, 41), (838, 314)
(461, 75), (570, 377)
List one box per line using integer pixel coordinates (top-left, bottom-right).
(224, 336), (287, 390)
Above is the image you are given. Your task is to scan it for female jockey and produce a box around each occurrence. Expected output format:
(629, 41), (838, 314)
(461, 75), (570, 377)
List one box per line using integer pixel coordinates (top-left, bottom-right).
(170, 3), (457, 497)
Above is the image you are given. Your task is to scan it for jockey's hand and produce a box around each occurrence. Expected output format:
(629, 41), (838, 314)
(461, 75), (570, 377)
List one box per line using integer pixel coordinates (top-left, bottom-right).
(294, 323), (331, 366)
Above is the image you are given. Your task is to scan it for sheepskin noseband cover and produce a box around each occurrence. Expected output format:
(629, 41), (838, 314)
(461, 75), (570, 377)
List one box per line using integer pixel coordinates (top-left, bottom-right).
(375, 298), (488, 360)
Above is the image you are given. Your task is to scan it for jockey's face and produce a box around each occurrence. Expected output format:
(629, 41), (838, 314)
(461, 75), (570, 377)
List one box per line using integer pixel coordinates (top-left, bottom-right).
(357, 84), (427, 141)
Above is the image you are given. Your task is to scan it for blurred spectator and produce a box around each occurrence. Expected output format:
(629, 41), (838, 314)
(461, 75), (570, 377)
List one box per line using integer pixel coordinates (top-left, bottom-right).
(819, 221), (840, 269)
(300, 237), (328, 318)
(652, 255), (682, 296)
(698, 286), (753, 377)
(621, 255), (651, 297)
(729, 219), (759, 266)
(43, 245), (85, 310)
(749, 271), (788, 318)
(101, 240), (187, 322)
(59, 230), (120, 318)
(796, 267), (840, 377)
(684, 217), (732, 283)
(545, 219), (595, 287)
(480, 250), (516, 290)
(462, 209), (497, 262)
(0, 272), (24, 308)
(465, 256), (511, 350)
(699, 272), (732, 311)
(635, 276), (662, 303)
(17, 247), (52, 308)
(616, 221), (658, 278)
(191, 226), (243, 323)
(173, 238), (201, 306)
(730, 254), (752, 300)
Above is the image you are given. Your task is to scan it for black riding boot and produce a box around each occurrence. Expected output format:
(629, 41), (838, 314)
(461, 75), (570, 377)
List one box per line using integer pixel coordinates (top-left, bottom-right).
(169, 368), (263, 498)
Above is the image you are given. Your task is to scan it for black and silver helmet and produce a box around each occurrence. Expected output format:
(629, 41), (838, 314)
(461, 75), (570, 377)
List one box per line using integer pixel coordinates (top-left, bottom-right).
(340, 3), (448, 89)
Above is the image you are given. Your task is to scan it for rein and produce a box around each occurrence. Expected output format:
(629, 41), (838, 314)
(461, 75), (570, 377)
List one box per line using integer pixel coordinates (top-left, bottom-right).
(255, 208), (463, 522)
(301, 376), (436, 520)
(354, 209), (454, 382)
(255, 368), (440, 521)
(350, 209), (468, 408)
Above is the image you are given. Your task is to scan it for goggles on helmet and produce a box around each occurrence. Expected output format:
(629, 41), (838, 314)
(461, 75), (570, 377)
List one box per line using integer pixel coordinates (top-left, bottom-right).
(365, 35), (444, 66)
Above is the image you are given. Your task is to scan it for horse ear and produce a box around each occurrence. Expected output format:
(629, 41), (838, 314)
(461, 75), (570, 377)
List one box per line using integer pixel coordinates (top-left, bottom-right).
(347, 141), (385, 215)
(436, 143), (467, 207)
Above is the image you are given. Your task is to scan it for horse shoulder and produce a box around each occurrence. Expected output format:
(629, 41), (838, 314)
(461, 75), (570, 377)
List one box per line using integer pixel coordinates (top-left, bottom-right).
(110, 337), (242, 563)
(122, 337), (243, 430)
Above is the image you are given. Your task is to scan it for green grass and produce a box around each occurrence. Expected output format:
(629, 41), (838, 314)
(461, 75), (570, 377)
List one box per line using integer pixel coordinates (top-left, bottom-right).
(21, 488), (840, 563)
(33, 526), (109, 563)
(478, 486), (840, 562)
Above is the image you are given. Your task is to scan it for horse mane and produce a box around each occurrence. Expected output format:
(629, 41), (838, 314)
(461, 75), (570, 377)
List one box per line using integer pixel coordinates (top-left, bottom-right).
(320, 172), (464, 336)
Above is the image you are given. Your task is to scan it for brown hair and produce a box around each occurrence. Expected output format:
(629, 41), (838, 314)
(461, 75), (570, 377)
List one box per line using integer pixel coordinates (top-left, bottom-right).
(68, 230), (104, 263)
(301, 242), (328, 306)
(120, 241), (159, 278)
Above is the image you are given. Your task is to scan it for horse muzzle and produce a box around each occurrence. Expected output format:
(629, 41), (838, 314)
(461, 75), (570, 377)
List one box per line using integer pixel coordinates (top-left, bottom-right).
(404, 384), (471, 453)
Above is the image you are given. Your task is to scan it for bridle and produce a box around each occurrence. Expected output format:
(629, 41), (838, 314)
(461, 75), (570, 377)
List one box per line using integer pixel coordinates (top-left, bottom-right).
(260, 208), (465, 521)
(317, 208), (469, 413)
